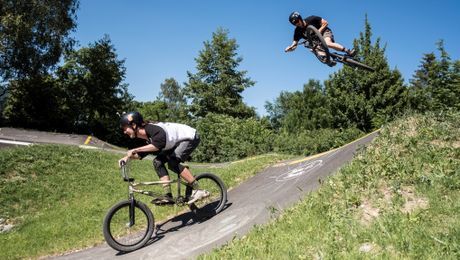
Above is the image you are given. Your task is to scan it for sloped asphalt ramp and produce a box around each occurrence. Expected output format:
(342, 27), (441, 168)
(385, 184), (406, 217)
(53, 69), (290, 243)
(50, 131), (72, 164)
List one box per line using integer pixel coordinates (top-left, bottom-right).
(53, 131), (379, 260)
(0, 127), (123, 152)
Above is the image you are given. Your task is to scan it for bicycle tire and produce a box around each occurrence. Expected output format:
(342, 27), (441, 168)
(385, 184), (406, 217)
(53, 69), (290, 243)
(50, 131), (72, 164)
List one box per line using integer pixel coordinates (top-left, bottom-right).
(187, 173), (227, 217)
(343, 57), (375, 72)
(306, 25), (331, 65)
(103, 200), (155, 252)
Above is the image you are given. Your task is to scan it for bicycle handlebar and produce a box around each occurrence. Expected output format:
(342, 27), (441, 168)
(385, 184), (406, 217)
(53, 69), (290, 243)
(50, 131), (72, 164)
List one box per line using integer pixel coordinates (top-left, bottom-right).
(119, 162), (133, 182)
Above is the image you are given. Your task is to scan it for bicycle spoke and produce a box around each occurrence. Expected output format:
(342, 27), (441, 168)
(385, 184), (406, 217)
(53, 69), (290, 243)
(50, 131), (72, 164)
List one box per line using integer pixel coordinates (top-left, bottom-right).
(108, 204), (150, 247)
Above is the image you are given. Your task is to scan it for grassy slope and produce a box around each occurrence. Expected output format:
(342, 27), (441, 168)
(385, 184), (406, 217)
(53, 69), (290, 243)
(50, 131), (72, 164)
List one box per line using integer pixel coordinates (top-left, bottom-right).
(202, 113), (460, 259)
(0, 145), (291, 259)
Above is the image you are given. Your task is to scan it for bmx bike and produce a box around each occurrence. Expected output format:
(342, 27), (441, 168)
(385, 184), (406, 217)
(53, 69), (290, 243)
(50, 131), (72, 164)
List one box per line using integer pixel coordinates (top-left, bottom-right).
(299, 25), (375, 72)
(102, 161), (227, 252)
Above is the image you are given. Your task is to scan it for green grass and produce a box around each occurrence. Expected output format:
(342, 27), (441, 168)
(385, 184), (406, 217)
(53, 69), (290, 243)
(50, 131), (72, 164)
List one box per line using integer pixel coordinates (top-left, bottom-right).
(0, 145), (291, 259)
(201, 112), (460, 259)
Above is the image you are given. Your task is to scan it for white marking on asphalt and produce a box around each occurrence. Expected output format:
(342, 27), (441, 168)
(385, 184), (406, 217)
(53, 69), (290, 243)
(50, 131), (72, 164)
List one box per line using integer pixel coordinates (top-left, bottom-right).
(0, 139), (32, 146)
(275, 160), (323, 182)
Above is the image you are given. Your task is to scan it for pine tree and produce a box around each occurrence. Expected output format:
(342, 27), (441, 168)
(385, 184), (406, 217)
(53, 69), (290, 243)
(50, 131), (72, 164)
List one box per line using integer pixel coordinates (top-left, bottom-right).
(184, 28), (255, 119)
(409, 40), (460, 112)
(409, 52), (437, 112)
(325, 15), (407, 131)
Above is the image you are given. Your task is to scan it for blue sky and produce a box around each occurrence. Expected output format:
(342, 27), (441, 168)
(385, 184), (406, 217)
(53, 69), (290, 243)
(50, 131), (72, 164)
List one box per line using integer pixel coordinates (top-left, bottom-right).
(73, 0), (460, 115)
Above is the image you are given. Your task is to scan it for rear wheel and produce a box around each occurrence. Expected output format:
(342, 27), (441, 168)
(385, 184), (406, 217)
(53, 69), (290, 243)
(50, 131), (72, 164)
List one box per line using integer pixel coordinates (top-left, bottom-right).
(187, 173), (227, 217)
(103, 200), (154, 252)
(306, 25), (331, 65)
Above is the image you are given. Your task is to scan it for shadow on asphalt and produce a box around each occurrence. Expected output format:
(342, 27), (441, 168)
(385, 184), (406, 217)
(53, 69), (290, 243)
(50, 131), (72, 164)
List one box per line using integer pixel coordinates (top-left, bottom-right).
(113, 201), (233, 256)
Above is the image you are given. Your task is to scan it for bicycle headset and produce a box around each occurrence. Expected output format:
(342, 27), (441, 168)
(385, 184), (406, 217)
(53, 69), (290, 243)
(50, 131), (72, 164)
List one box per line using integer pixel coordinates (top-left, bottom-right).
(289, 11), (302, 25)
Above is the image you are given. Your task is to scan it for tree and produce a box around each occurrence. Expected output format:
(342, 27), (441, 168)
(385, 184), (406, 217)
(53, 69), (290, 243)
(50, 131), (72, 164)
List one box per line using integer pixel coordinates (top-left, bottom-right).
(184, 28), (256, 119)
(3, 36), (133, 142)
(265, 79), (333, 132)
(0, 0), (78, 84)
(2, 75), (62, 130)
(55, 36), (132, 141)
(409, 53), (437, 111)
(157, 78), (189, 122)
(325, 15), (408, 131)
(409, 40), (460, 112)
(135, 100), (168, 122)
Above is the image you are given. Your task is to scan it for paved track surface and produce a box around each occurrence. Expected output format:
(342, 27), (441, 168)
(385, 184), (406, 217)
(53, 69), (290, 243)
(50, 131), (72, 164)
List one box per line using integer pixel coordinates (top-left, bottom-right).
(0, 127), (123, 152)
(52, 131), (379, 260)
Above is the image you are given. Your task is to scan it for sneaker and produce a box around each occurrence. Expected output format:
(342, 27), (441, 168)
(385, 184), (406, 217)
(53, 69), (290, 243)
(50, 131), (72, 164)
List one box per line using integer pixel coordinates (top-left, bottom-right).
(318, 55), (328, 63)
(187, 189), (210, 204)
(328, 59), (337, 67)
(346, 48), (356, 57)
(151, 194), (174, 205)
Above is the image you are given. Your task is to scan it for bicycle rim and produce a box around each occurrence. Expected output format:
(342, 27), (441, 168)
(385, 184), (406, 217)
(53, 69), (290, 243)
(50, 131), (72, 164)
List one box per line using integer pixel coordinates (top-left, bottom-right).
(188, 173), (227, 216)
(103, 200), (154, 252)
(306, 25), (331, 64)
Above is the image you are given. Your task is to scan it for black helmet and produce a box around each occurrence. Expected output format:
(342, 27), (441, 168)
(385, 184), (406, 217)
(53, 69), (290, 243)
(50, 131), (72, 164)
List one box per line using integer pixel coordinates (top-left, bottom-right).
(289, 11), (302, 25)
(120, 111), (144, 129)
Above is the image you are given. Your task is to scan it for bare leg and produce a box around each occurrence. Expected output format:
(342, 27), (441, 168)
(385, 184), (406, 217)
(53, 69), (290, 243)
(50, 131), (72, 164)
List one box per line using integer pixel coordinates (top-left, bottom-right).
(179, 167), (196, 184)
(160, 175), (170, 183)
(324, 37), (345, 52)
(160, 175), (172, 194)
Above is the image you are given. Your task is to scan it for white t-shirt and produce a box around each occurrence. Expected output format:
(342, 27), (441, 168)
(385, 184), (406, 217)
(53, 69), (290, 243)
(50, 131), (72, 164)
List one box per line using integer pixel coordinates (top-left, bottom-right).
(154, 122), (197, 150)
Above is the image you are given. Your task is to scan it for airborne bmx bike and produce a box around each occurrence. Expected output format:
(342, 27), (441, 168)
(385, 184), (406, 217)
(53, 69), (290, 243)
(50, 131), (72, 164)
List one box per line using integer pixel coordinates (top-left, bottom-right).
(102, 161), (227, 252)
(300, 25), (375, 72)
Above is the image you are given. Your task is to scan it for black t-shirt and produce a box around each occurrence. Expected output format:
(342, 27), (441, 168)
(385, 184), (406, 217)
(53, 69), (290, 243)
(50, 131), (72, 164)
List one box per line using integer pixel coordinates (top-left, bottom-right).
(293, 15), (322, 42)
(129, 124), (167, 158)
(144, 124), (166, 150)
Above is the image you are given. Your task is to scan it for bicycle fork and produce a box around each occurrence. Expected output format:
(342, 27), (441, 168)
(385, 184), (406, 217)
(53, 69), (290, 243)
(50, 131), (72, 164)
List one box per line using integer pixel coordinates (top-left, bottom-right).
(128, 186), (135, 227)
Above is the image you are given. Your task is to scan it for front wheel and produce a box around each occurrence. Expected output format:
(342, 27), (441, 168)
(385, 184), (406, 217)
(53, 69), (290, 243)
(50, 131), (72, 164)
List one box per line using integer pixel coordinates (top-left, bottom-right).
(306, 25), (331, 65)
(187, 173), (227, 217)
(103, 200), (155, 252)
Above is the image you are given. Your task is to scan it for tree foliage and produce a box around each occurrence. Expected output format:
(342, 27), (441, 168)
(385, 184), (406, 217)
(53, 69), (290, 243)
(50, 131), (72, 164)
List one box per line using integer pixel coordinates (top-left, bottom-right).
(3, 36), (132, 143)
(409, 40), (460, 112)
(56, 36), (132, 141)
(265, 79), (333, 132)
(0, 0), (78, 82)
(184, 28), (255, 119)
(325, 15), (408, 131)
(157, 77), (189, 123)
(193, 113), (272, 162)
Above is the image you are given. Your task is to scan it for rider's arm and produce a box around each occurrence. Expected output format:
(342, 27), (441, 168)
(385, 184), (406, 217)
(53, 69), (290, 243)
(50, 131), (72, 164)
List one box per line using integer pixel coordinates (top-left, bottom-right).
(319, 19), (328, 33)
(129, 144), (159, 156)
(119, 143), (159, 165)
(285, 40), (298, 52)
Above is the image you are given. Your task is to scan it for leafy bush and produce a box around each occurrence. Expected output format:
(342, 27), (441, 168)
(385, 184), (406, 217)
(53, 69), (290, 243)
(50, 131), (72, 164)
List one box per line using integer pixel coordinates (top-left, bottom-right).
(273, 127), (364, 156)
(193, 114), (273, 162)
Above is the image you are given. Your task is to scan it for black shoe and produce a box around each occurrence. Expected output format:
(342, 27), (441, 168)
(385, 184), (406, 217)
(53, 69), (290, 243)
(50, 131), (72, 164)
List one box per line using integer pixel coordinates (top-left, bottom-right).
(318, 55), (328, 63)
(328, 59), (337, 67)
(346, 48), (356, 57)
(152, 194), (174, 205)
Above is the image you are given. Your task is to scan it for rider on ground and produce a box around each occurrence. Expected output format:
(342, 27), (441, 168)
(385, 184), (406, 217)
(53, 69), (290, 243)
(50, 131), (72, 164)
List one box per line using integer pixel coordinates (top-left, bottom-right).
(285, 11), (356, 65)
(118, 111), (209, 205)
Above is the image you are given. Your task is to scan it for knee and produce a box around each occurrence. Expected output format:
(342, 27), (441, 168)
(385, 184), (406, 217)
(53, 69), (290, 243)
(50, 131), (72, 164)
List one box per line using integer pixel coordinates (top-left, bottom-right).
(153, 158), (168, 178)
(167, 157), (185, 174)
